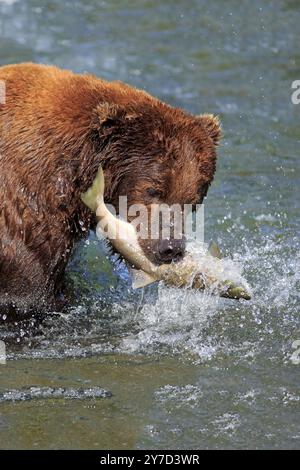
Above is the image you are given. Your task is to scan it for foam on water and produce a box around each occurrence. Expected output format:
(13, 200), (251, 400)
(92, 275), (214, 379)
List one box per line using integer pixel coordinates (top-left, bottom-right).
(0, 386), (112, 403)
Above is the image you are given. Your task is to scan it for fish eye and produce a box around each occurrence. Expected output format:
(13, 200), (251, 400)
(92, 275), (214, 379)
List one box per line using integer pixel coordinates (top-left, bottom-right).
(146, 188), (163, 199)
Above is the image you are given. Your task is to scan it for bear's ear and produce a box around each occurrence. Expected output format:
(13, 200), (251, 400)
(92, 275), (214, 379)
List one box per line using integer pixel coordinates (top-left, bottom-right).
(91, 103), (139, 136)
(196, 114), (221, 145)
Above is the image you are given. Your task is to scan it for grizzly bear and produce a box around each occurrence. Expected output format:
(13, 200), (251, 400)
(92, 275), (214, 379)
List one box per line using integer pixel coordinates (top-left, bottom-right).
(0, 63), (220, 318)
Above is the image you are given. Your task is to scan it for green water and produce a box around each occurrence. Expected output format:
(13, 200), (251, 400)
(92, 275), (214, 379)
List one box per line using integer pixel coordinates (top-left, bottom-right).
(0, 0), (299, 449)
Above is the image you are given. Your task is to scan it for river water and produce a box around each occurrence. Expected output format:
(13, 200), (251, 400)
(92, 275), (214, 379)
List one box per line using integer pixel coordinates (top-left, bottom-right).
(0, 0), (299, 449)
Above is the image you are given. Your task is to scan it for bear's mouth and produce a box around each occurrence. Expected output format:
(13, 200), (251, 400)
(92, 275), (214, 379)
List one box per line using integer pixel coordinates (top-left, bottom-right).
(103, 232), (183, 269)
(104, 237), (165, 267)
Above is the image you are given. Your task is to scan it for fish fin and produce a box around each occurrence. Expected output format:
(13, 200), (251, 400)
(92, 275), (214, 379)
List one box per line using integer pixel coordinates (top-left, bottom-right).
(130, 268), (157, 289)
(81, 165), (105, 213)
(208, 240), (222, 259)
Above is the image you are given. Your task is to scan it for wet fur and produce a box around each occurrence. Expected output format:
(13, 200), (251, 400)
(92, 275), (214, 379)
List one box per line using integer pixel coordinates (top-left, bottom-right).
(0, 63), (221, 317)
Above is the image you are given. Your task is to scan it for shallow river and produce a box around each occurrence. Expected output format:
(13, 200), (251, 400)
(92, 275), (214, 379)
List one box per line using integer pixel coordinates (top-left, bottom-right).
(0, 0), (299, 449)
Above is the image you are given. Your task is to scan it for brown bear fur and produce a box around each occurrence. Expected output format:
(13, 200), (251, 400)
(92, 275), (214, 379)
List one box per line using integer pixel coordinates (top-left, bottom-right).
(0, 63), (220, 317)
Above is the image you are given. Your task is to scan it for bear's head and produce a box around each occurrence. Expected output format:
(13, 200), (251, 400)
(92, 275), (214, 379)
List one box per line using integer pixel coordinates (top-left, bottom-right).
(90, 100), (221, 265)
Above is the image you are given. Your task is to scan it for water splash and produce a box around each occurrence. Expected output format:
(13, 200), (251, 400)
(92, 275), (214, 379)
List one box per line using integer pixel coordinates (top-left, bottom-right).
(0, 228), (299, 368)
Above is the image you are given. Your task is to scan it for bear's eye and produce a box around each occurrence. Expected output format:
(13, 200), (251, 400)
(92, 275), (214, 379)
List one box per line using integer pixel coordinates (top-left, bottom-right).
(146, 188), (163, 199)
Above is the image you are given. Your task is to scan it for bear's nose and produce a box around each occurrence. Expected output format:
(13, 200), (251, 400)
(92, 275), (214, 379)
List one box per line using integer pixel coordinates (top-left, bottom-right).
(158, 238), (185, 264)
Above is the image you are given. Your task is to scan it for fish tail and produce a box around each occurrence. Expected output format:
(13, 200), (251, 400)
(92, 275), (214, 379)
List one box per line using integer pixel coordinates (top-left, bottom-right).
(81, 165), (105, 213)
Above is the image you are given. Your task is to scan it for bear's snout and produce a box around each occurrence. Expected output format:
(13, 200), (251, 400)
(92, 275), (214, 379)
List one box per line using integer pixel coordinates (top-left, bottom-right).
(139, 236), (186, 266)
(156, 237), (186, 264)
